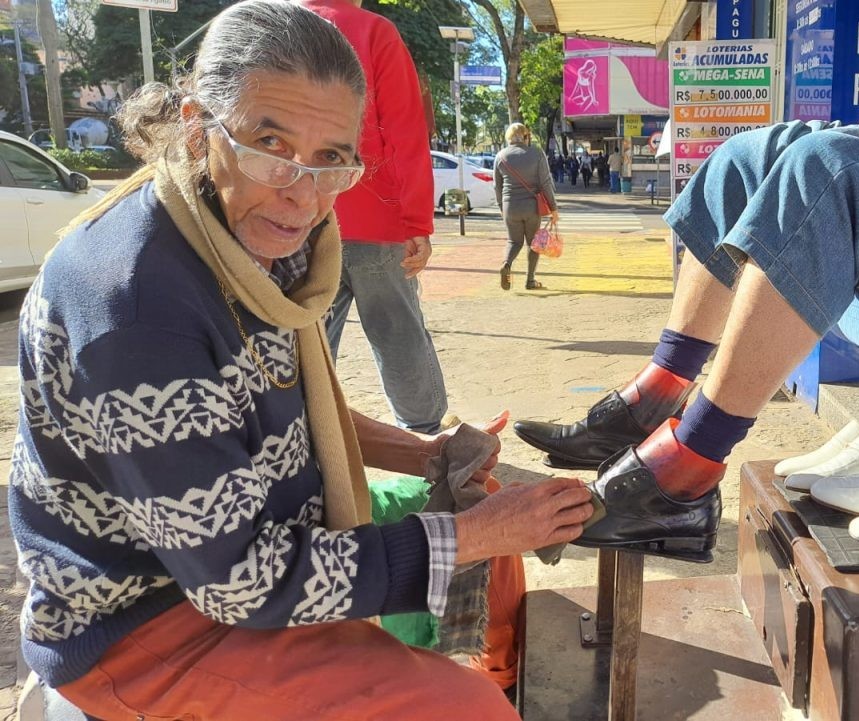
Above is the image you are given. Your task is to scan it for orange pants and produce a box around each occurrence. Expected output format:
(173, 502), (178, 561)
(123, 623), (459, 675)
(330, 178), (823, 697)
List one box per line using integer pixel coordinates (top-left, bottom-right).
(59, 554), (525, 721)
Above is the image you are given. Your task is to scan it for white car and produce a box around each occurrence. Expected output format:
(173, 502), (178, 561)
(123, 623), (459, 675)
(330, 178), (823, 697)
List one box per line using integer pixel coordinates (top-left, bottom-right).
(430, 150), (496, 212)
(0, 130), (105, 293)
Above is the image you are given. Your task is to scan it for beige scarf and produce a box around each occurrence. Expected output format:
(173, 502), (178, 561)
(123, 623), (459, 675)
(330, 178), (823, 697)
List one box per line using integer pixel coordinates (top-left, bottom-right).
(147, 154), (371, 530)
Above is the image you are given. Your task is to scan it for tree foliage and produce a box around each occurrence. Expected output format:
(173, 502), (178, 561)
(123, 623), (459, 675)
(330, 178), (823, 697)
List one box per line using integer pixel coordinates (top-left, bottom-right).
(368, 0), (464, 85)
(519, 34), (563, 149)
(86, 0), (232, 86)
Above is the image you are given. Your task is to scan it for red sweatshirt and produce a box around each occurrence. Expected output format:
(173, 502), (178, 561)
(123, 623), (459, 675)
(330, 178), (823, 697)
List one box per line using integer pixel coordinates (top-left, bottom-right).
(300, 0), (435, 244)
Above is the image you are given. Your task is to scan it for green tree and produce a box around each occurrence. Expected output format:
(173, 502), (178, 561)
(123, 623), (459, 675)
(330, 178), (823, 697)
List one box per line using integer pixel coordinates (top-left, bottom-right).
(519, 34), (563, 151)
(88, 0), (232, 86)
(467, 0), (526, 123)
(55, 0), (107, 97)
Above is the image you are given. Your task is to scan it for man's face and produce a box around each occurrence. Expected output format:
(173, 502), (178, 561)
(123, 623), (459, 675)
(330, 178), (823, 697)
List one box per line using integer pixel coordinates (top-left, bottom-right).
(205, 71), (362, 267)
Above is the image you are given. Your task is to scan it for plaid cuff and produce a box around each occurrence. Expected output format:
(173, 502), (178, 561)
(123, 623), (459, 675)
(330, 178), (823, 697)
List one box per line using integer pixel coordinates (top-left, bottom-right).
(415, 512), (457, 617)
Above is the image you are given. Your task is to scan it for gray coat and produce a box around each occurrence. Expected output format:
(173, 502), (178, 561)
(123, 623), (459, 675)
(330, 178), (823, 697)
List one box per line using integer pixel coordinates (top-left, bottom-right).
(493, 143), (556, 216)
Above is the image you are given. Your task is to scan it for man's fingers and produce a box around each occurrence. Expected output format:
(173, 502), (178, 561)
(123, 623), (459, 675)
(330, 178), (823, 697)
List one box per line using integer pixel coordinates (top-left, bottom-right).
(480, 411), (509, 435)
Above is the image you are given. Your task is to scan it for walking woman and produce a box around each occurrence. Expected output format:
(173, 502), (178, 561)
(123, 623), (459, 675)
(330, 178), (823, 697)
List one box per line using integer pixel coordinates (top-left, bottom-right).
(494, 123), (558, 290)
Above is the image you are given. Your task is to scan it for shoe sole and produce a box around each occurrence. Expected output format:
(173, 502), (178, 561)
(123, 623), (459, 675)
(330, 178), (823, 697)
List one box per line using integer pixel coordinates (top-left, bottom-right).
(513, 427), (608, 469)
(543, 453), (602, 471)
(574, 533), (717, 564)
(500, 267), (511, 291)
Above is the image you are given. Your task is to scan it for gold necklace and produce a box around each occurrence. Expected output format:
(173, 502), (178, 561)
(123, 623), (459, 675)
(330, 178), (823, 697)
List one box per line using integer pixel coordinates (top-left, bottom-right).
(218, 280), (299, 390)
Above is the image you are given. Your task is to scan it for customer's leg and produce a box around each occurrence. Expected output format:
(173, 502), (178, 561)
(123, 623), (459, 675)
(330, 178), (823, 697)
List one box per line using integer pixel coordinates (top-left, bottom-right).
(347, 242), (448, 434)
(571, 128), (859, 559)
(515, 122), (832, 469)
(59, 602), (518, 721)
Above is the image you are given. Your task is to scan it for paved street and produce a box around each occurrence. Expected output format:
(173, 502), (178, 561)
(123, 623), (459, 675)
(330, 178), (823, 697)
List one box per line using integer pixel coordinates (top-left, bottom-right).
(0, 183), (831, 717)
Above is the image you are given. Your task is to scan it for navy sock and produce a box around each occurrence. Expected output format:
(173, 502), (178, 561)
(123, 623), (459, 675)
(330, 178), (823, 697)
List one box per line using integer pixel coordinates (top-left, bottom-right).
(674, 393), (756, 462)
(652, 329), (716, 382)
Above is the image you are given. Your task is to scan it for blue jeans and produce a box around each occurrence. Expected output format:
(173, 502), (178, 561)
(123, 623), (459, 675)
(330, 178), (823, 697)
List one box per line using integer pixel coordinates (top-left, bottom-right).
(663, 120), (859, 337)
(326, 242), (448, 434)
(609, 171), (620, 193)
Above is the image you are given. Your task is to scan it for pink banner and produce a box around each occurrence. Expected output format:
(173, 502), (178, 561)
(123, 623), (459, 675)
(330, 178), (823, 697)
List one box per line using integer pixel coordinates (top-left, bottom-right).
(564, 56), (610, 116)
(564, 37), (611, 53)
(617, 56), (669, 109)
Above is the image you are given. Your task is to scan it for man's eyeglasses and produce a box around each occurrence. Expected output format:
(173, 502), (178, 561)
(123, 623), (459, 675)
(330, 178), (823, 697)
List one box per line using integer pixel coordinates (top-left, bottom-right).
(209, 118), (364, 195)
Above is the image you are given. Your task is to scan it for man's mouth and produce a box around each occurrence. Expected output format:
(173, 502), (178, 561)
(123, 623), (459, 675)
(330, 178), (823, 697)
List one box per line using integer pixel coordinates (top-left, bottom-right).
(262, 217), (307, 240)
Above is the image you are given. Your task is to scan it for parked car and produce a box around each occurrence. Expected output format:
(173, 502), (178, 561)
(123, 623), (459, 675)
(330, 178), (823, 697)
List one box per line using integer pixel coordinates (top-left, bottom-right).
(0, 130), (105, 293)
(465, 154), (495, 170)
(430, 150), (496, 212)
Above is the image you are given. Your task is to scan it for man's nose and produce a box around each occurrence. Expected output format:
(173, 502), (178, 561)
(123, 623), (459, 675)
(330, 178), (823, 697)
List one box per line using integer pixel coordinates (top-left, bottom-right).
(278, 172), (317, 207)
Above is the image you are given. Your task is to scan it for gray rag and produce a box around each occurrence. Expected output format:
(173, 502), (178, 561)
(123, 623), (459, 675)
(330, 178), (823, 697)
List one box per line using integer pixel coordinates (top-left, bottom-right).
(422, 424), (567, 656)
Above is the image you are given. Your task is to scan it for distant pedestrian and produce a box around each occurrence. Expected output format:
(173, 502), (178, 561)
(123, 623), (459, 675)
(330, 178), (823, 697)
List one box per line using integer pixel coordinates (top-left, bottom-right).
(494, 123), (558, 291)
(608, 146), (623, 193)
(580, 152), (593, 188)
(595, 151), (607, 187)
(568, 154), (579, 185)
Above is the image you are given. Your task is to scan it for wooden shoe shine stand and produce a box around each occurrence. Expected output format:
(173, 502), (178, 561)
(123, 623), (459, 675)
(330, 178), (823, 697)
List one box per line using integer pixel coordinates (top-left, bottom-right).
(518, 461), (859, 721)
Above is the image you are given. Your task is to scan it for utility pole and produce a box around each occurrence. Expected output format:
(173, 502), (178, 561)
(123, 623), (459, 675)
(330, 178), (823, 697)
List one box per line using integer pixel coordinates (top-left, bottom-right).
(12, 21), (33, 137)
(139, 9), (154, 83)
(439, 26), (474, 237)
(36, 0), (66, 149)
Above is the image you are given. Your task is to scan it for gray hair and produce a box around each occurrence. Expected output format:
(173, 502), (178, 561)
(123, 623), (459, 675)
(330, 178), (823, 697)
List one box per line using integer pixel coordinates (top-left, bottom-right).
(118, 0), (366, 165)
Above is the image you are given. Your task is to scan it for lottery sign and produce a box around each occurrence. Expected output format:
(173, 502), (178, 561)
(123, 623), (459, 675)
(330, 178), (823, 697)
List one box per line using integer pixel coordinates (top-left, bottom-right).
(669, 40), (776, 196)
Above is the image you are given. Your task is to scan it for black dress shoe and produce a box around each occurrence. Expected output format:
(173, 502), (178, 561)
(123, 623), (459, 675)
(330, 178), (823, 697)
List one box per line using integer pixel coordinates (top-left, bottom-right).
(573, 445), (721, 563)
(514, 391), (650, 470)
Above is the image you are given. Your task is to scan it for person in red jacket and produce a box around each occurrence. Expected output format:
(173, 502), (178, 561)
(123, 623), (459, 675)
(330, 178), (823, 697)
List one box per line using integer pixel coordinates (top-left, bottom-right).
(301, 0), (523, 697)
(301, 0), (453, 436)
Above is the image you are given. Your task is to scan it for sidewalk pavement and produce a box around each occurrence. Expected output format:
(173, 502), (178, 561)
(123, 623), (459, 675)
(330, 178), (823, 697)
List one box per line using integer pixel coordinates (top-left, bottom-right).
(0, 183), (831, 715)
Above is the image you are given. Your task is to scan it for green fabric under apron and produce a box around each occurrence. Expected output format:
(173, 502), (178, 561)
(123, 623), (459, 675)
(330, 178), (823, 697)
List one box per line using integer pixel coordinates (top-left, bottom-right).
(369, 476), (439, 649)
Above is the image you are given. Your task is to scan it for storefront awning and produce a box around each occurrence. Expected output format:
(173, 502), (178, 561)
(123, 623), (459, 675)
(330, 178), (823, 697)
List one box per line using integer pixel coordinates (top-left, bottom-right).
(518, 0), (694, 47)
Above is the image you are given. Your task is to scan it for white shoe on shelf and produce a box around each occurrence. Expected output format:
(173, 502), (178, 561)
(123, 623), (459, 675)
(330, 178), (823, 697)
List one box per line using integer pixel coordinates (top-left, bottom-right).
(785, 473), (826, 492)
(849, 516), (859, 541)
(784, 439), (859, 491)
(810, 476), (859, 514)
(775, 419), (859, 476)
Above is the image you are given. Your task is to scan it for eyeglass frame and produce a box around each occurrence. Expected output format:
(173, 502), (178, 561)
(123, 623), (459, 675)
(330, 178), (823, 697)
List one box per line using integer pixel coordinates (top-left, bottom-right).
(203, 110), (365, 195)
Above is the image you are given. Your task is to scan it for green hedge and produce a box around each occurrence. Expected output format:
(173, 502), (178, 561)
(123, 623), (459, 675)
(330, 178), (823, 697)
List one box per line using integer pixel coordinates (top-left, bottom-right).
(48, 147), (136, 171)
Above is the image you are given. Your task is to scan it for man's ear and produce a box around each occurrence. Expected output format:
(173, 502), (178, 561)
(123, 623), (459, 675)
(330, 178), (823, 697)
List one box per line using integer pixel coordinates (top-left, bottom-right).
(180, 98), (207, 161)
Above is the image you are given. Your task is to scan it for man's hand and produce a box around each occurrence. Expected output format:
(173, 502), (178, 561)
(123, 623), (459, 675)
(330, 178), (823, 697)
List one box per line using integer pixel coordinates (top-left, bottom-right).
(550, 209), (559, 223)
(401, 236), (432, 278)
(454, 477), (594, 564)
(422, 411), (509, 484)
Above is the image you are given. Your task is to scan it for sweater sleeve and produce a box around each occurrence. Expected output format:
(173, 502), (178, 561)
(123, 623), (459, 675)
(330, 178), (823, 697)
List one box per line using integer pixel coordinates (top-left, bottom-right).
(32, 320), (430, 628)
(371, 22), (434, 238)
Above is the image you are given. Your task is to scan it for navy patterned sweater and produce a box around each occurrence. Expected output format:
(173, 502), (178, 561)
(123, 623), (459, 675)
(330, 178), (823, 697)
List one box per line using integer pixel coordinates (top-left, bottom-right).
(9, 183), (430, 687)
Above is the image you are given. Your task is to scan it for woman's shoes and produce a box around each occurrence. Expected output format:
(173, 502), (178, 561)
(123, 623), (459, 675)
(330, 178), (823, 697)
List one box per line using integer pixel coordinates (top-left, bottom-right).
(500, 264), (511, 291)
(525, 279), (544, 290)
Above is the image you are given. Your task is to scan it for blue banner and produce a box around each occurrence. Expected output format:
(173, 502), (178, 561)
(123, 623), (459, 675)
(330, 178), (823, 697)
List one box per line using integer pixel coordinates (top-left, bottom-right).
(783, 0), (836, 122)
(716, 0), (754, 40)
(831, 0), (859, 124)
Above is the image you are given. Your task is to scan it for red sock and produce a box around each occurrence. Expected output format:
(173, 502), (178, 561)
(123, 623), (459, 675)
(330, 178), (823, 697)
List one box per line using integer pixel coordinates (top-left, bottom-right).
(636, 419), (726, 500)
(618, 362), (696, 432)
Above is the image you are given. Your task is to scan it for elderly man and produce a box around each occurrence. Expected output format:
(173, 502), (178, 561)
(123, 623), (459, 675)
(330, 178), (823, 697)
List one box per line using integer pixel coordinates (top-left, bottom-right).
(9, 3), (594, 719)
